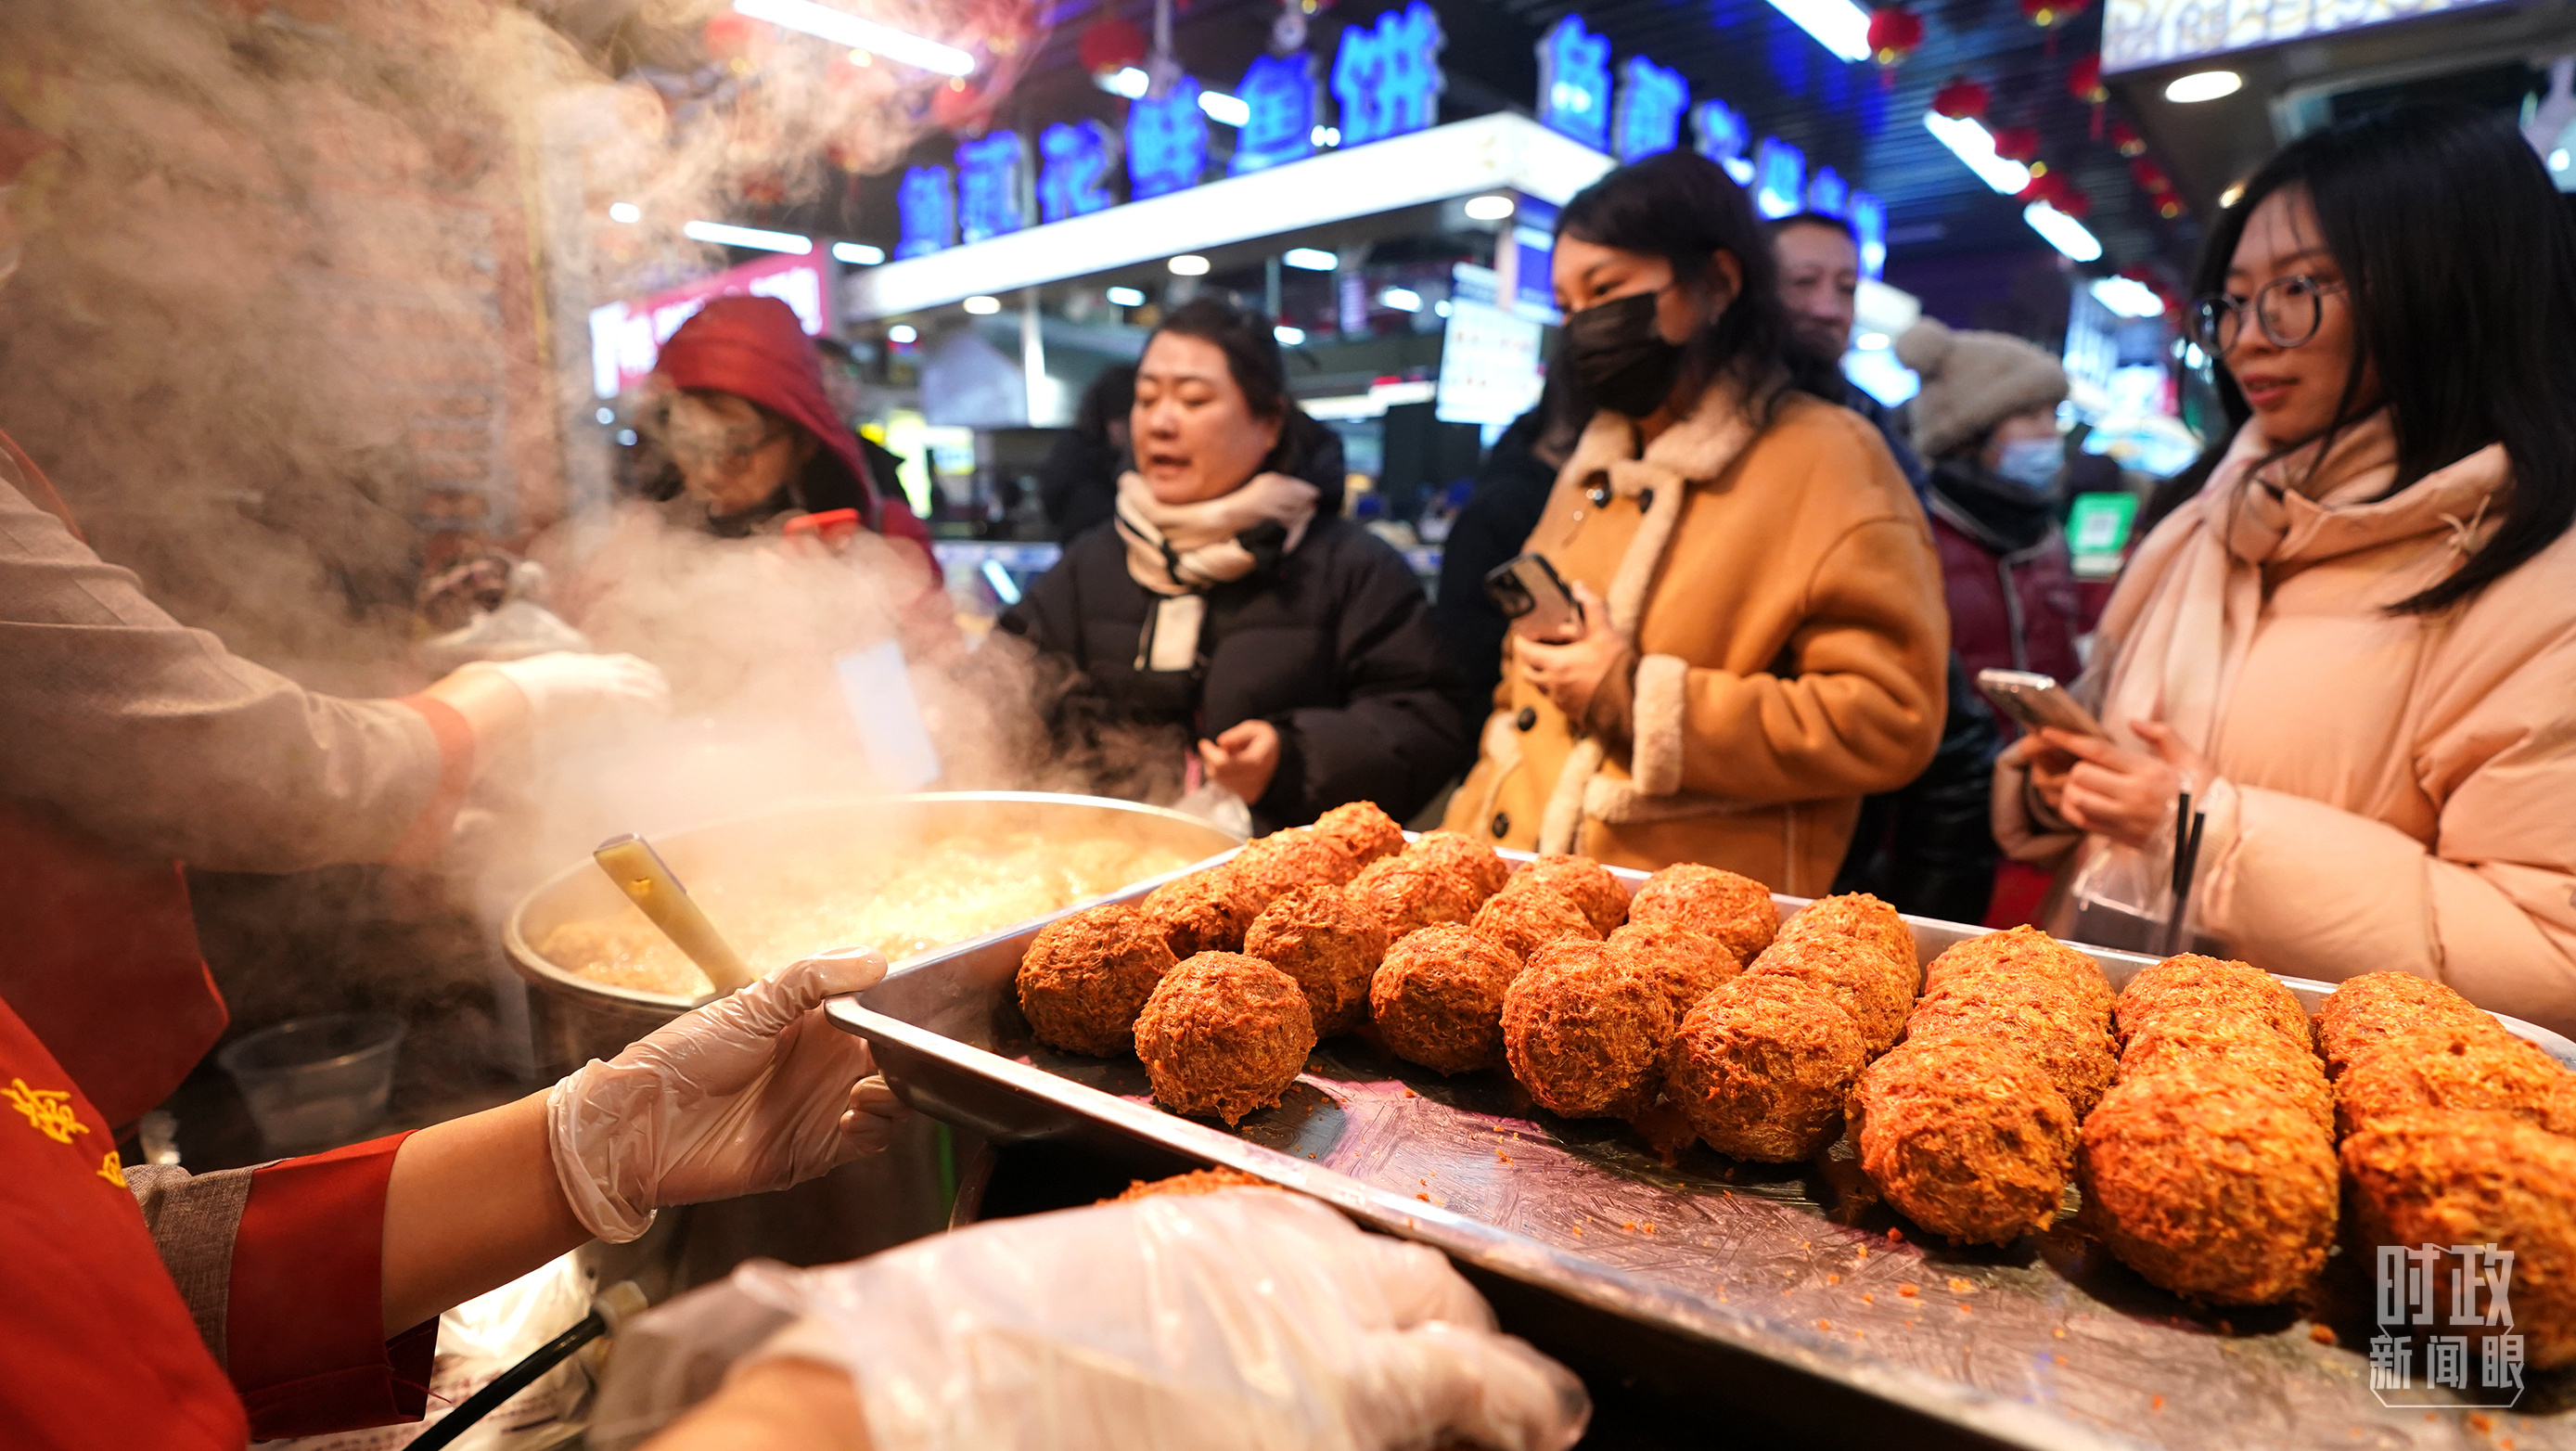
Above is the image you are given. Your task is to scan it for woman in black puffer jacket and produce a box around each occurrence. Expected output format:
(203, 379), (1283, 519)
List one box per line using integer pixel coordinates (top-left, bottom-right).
(999, 299), (1464, 834)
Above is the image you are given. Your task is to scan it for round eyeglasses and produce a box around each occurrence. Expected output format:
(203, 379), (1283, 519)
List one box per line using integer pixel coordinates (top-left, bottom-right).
(2187, 274), (2346, 357)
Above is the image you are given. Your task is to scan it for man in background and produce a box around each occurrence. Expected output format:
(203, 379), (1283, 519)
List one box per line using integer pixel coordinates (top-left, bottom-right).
(1772, 212), (1928, 502)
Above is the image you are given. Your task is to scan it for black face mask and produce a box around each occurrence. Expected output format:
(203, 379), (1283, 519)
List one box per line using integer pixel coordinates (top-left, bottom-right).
(1560, 289), (1685, 418)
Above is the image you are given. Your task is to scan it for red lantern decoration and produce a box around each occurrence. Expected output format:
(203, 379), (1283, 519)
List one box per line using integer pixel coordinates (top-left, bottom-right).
(2108, 120), (2147, 157)
(2130, 157), (2172, 194)
(1931, 77), (1991, 121)
(2019, 0), (2085, 54)
(1078, 15), (1149, 75)
(702, 10), (773, 68)
(2158, 197), (2185, 220)
(1866, 6), (1925, 68)
(1989, 125), (2042, 163)
(2067, 55), (2108, 138)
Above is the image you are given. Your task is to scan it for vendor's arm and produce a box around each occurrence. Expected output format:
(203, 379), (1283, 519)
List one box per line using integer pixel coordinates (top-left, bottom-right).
(1633, 518), (1949, 803)
(1261, 536), (1467, 826)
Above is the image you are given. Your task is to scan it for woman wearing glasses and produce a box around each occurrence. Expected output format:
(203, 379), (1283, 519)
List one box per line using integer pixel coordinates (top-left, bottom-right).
(1995, 104), (2576, 1038)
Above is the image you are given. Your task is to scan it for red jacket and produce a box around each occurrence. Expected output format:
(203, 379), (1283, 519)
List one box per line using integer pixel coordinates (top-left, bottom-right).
(1929, 505), (2088, 719)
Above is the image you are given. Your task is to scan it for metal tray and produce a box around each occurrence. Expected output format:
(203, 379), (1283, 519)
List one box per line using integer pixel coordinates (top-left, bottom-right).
(827, 853), (2576, 1451)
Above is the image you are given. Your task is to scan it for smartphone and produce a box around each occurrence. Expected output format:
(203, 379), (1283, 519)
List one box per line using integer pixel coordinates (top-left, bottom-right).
(1484, 553), (1585, 641)
(1976, 669), (2106, 738)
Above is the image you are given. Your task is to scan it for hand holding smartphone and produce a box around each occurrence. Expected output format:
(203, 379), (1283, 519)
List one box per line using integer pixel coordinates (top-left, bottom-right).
(1484, 553), (1585, 642)
(1976, 668), (2106, 739)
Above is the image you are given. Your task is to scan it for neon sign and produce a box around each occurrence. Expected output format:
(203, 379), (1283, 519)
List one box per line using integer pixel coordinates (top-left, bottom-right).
(1805, 165), (1849, 217)
(1231, 51), (1318, 173)
(1612, 57), (1688, 161)
(1331, 1), (1445, 147)
(1850, 192), (1887, 278)
(1036, 121), (1115, 223)
(895, 166), (955, 258)
(955, 132), (1026, 243)
(1128, 75), (1210, 199)
(1753, 136), (1805, 219)
(1535, 16), (1611, 151)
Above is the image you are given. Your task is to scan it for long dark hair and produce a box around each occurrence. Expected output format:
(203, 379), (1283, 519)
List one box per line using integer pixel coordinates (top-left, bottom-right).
(1549, 148), (1846, 442)
(1145, 295), (1336, 488)
(2179, 103), (2576, 614)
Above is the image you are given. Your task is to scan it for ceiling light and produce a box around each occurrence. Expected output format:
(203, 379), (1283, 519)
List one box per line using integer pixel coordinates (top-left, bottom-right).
(1854, 331), (1890, 351)
(962, 294), (1002, 315)
(684, 220), (814, 254)
(1199, 91), (1250, 127)
(1102, 67), (1150, 99)
(887, 324), (918, 343)
(1275, 325), (1306, 344)
(980, 558), (1022, 606)
(1312, 124), (1340, 147)
(2023, 202), (2102, 263)
(2553, 148), (2570, 172)
(2090, 276), (2166, 318)
(1105, 285), (1147, 306)
(608, 201), (642, 225)
(731, 0), (975, 76)
(1462, 194), (1516, 221)
(1282, 247), (1339, 271)
(2218, 181), (2245, 208)
(1765, 0), (1871, 63)
(2163, 70), (2242, 104)
(1379, 287), (1421, 313)
(1168, 254), (1211, 276)
(832, 241), (885, 265)
(1922, 112), (2031, 195)
(1433, 300), (1452, 316)
(596, 406), (617, 424)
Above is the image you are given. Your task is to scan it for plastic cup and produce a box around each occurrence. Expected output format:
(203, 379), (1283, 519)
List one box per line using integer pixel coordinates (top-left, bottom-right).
(216, 1013), (406, 1153)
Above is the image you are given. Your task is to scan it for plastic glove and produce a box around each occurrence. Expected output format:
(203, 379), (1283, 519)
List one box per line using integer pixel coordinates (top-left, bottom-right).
(734, 1188), (1590, 1451)
(470, 650), (670, 737)
(548, 946), (911, 1243)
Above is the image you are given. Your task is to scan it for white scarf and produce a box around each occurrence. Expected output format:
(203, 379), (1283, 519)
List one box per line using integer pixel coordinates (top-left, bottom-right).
(1113, 469), (1318, 672)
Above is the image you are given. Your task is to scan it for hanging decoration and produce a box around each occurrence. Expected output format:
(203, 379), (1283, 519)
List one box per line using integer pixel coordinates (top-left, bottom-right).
(2019, 0), (2086, 55)
(1866, 5), (1925, 80)
(1989, 124), (2042, 164)
(1930, 76), (1991, 121)
(2018, 170), (2088, 217)
(2108, 119), (2147, 157)
(2130, 157), (2184, 221)
(2068, 54), (2107, 138)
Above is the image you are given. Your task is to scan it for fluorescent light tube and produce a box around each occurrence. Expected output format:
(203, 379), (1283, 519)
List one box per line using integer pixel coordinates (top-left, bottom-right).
(685, 220), (814, 253)
(732, 0), (974, 76)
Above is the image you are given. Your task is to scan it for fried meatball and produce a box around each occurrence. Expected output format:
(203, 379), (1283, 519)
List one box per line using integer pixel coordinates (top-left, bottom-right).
(2333, 1025), (2576, 1140)
(1349, 856), (1482, 940)
(1106, 1166), (1275, 1202)
(1502, 940), (1677, 1118)
(1923, 925), (2114, 1030)
(1471, 883), (1600, 964)
(1230, 828), (1362, 906)
(1141, 867), (1260, 957)
(1849, 1035), (2078, 1245)
(1513, 854), (1631, 935)
(1403, 829), (1512, 903)
(1909, 974), (2118, 1118)
(1134, 953), (1318, 1125)
(1244, 884), (1387, 1037)
(2316, 972), (2503, 1078)
(1664, 974), (1865, 1162)
(2079, 1073), (2339, 1305)
(1747, 933), (1915, 1058)
(2113, 954), (2307, 1053)
(1369, 924), (1522, 1075)
(2117, 1008), (2334, 1136)
(1312, 800), (1407, 867)
(1777, 892), (1918, 991)
(1627, 863), (1780, 963)
(1607, 919), (1742, 1021)
(2342, 1109), (2576, 1369)
(1015, 903), (1180, 1056)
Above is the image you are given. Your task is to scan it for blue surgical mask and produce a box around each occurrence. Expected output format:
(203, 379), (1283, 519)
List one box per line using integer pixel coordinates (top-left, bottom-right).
(1993, 437), (2063, 493)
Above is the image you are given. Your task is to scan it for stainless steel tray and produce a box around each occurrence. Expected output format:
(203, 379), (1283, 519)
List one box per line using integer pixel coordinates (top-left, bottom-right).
(827, 852), (2576, 1451)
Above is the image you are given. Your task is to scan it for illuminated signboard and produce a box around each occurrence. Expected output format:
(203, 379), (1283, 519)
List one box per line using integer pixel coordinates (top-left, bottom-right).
(1535, 16), (1612, 151)
(955, 131), (1026, 243)
(1850, 192), (1887, 278)
(1332, 1), (1445, 147)
(1690, 97), (1753, 185)
(1612, 57), (1688, 161)
(1805, 165), (1849, 217)
(1435, 298), (1546, 426)
(1232, 51), (1318, 173)
(588, 250), (829, 398)
(896, 166), (956, 258)
(1752, 136), (1805, 219)
(1128, 75), (1211, 199)
(1036, 121), (1115, 223)
(2100, 0), (2508, 73)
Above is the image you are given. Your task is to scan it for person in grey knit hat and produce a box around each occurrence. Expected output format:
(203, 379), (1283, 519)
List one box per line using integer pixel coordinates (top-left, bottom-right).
(1892, 317), (2092, 712)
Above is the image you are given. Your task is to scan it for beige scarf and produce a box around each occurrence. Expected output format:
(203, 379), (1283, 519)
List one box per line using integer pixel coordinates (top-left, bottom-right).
(1113, 469), (1318, 672)
(2090, 410), (2508, 755)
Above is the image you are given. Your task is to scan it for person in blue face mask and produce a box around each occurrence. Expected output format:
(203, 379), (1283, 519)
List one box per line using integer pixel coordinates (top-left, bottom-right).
(1894, 318), (2091, 711)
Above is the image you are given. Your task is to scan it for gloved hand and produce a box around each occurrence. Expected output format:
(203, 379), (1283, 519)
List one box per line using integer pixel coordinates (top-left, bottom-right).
(548, 947), (910, 1243)
(728, 1188), (1591, 1451)
(470, 650), (670, 737)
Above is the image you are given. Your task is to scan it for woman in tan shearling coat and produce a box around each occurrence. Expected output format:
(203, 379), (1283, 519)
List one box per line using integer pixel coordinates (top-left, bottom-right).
(2000, 106), (2576, 1039)
(1445, 151), (1948, 891)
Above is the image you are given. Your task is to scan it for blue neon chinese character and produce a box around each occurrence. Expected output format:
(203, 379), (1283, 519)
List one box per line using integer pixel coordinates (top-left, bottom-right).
(1037, 121), (1115, 223)
(1848, 190), (1886, 277)
(1128, 76), (1210, 199)
(1332, 1), (1445, 147)
(1231, 51), (1317, 173)
(1689, 97), (1751, 184)
(895, 166), (955, 258)
(955, 132), (1025, 243)
(1536, 16), (1610, 152)
(1612, 58), (1688, 162)
(1752, 136), (1804, 219)
(1805, 166), (1849, 218)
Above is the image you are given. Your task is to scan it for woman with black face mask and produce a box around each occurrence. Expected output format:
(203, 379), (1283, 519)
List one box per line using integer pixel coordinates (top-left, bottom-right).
(1442, 149), (1950, 892)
